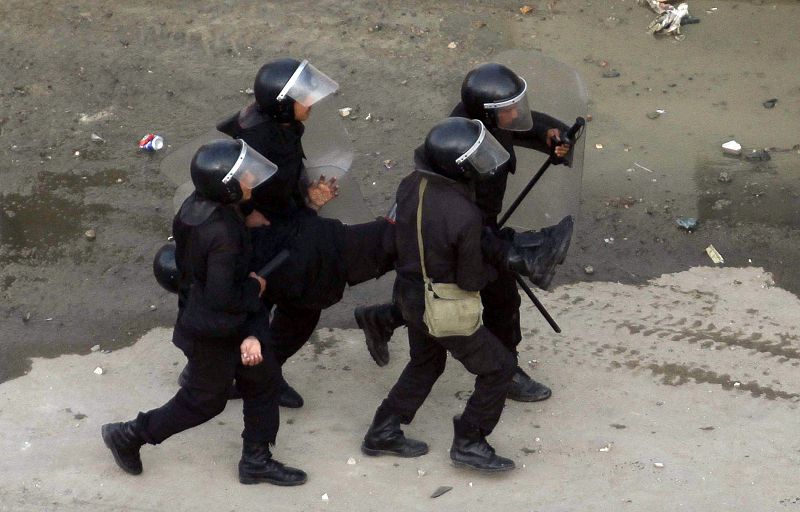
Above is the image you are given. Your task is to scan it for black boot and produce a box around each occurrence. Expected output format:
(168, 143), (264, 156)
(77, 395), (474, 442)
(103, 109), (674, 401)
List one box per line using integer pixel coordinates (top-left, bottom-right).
(507, 366), (552, 402)
(278, 378), (304, 409)
(507, 215), (574, 290)
(179, 365), (240, 400)
(101, 421), (145, 475)
(354, 304), (402, 367)
(449, 415), (515, 473)
(361, 407), (428, 457)
(238, 442), (307, 486)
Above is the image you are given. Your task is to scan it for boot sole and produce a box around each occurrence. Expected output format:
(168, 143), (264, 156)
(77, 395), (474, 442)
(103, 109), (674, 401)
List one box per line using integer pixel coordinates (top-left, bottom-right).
(451, 459), (516, 473)
(507, 388), (553, 402)
(361, 442), (428, 458)
(239, 474), (307, 486)
(354, 309), (390, 367)
(101, 424), (142, 476)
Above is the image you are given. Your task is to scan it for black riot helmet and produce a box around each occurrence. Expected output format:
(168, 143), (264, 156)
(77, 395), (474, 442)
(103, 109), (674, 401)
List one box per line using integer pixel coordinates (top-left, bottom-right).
(424, 117), (510, 183)
(254, 58), (339, 123)
(152, 242), (179, 294)
(461, 63), (534, 131)
(190, 139), (277, 204)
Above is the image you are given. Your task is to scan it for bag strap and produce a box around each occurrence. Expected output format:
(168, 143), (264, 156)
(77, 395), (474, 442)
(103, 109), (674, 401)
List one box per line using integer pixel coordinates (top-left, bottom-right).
(416, 177), (429, 282)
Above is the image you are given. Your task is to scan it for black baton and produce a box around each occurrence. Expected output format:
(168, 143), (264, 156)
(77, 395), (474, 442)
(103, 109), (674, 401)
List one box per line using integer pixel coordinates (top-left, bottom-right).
(257, 249), (291, 279)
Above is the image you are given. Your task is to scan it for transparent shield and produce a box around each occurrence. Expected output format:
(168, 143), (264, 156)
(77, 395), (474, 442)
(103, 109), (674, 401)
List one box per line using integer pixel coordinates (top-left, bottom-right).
(302, 100), (374, 225)
(485, 81), (534, 131)
(278, 60), (339, 107)
(223, 140), (278, 190)
(495, 50), (588, 231)
(459, 121), (511, 179)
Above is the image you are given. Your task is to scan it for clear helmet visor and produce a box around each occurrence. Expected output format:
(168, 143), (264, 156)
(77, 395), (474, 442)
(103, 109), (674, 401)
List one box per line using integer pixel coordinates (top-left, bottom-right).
(456, 120), (511, 179)
(277, 60), (339, 107)
(222, 140), (278, 191)
(484, 79), (534, 131)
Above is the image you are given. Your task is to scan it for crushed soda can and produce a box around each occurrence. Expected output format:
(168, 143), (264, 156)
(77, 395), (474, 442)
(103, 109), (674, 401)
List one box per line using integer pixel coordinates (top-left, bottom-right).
(138, 133), (164, 151)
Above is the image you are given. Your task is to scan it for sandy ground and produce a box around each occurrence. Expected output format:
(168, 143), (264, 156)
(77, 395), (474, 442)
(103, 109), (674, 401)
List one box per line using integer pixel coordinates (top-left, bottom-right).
(1, 0), (799, 509)
(2, 267), (799, 511)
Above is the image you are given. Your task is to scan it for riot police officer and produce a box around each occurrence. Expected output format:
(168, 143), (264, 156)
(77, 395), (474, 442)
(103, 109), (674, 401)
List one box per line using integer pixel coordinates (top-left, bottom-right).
(356, 63), (574, 402)
(215, 58), (343, 408)
(362, 118), (517, 472)
(102, 139), (306, 486)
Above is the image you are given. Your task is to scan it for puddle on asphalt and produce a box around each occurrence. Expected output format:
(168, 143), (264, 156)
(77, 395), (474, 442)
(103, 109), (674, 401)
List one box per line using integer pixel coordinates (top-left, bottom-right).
(695, 154), (800, 229)
(0, 170), (117, 263)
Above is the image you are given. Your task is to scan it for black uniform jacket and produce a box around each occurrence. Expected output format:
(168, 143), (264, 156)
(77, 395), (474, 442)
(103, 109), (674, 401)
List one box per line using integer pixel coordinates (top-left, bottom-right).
(394, 147), (497, 292)
(218, 104), (310, 220)
(173, 199), (267, 341)
(449, 102), (568, 222)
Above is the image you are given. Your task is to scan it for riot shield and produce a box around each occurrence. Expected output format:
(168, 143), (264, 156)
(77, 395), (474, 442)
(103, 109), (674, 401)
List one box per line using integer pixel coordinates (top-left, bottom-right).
(494, 50), (587, 232)
(302, 99), (374, 225)
(159, 100), (374, 224)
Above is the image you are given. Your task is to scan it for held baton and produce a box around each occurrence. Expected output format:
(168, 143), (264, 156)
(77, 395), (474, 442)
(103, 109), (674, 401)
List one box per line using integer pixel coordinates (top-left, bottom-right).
(497, 117), (585, 333)
(498, 117), (585, 228)
(257, 249), (291, 279)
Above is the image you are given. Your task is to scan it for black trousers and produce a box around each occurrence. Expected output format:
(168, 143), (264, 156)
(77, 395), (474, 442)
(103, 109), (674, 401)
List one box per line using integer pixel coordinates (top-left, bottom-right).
(265, 304), (322, 365)
(381, 277), (516, 434)
(136, 325), (281, 446)
(480, 264), (523, 354)
(263, 219), (392, 368)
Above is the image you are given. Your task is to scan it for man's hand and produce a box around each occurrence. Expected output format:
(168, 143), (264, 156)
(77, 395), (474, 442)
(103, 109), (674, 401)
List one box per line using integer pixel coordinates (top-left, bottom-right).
(249, 272), (267, 296)
(240, 336), (263, 366)
(546, 128), (571, 159)
(307, 175), (339, 210)
(245, 210), (270, 228)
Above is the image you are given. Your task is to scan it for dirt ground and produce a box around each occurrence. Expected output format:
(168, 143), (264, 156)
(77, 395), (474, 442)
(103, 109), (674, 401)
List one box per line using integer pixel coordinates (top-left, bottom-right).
(1, 0), (799, 509)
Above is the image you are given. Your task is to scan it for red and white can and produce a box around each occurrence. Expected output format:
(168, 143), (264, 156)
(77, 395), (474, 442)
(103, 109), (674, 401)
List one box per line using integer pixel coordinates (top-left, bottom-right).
(138, 133), (164, 151)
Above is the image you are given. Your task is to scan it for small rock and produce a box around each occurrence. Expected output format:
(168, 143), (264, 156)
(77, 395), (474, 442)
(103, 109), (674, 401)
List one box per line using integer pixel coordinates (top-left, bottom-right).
(721, 140), (742, 156)
(602, 69), (621, 78)
(244, 87), (254, 95)
(417, 469), (426, 477)
(712, 199), (732, 211)
(584, 265), (595, 275)
(717, 171), (731, 183)
(338, 107), (353, 117)
(22, 312), (31, 323)
(382, 159), (396, 169)
(90, 133), (105, 143)
(90, 344), (100, 352)
(431, 486), (453, 498)
(84, 229), (97, 241)
(653, 462), (664, 468)
(733, 381), (741, 387)
(321, 493), (329, 501)
(762, 98), (777, 109)
(365, 113), (372, 121)
(346, 457), (356, 465)
(586, 114), (593, 121)
(595, 143), (604, 150)
(743, 149), (770, 162)
(519, 5), (535, 14)
(599, 444), (612, 452)
(447, 41), (458, 49)
(149, 305), (157, 311)
(646, 111), (661, 120)
(93, 367), (104, 375)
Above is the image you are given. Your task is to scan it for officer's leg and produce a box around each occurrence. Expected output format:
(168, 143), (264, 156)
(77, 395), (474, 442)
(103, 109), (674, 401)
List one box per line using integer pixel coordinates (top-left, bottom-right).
(481, 269), (552, 402)
(101, 331), (235, 475)
(266, 303), (322, 408)
(235, 346), (306, 486)
(440, 327), (516, 472)
(361, 323), (440, 458)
